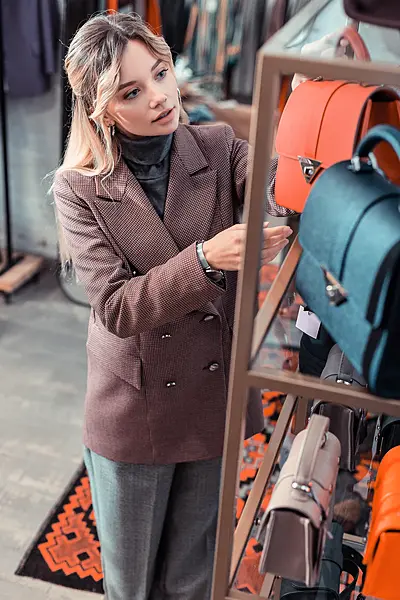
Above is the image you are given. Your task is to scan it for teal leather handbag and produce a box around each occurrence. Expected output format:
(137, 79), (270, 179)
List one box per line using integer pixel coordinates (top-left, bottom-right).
(297, 125), (400, 398)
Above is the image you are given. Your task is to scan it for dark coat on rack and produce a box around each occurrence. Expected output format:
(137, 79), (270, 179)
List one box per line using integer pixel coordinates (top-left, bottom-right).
(2, 0), (60, 98)
(53, 124), (266, 465)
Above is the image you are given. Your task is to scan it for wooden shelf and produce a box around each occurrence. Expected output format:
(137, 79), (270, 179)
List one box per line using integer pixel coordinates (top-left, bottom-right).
(211, 0), (400, 598)
(0, 252), (44, 300)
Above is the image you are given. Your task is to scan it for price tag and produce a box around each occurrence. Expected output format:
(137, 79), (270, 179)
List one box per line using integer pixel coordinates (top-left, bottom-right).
(295, 306), (321, 339)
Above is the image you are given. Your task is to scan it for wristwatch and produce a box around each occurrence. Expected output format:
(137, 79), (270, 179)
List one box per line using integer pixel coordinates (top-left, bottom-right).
(196, 241), (225, 285)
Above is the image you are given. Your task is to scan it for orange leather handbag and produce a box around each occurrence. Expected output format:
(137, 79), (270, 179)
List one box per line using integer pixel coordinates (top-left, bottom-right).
(274, 27), (400, 213)
(363, 446), (400, 600)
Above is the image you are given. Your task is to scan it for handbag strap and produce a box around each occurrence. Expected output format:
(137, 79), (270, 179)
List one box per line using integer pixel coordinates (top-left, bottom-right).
(337, 351), (355, 384)
(355, 123), (400, 161)
(335, 26), (370, 61)
(280, 545), (365, 599)
(339, 545), (366, 600)
(294, 414), (329, 486)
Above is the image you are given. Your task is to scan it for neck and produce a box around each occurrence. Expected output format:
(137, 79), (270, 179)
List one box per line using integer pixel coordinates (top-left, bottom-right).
(116, 128), (173, 167)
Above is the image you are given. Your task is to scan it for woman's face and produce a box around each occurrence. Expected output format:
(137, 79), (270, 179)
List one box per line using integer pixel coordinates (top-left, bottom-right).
(106, 40), (180, 137)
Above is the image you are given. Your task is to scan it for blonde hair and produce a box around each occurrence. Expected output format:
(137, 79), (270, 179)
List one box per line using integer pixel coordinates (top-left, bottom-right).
(56, 12), (187, 264)
(60, 12), (185, 177)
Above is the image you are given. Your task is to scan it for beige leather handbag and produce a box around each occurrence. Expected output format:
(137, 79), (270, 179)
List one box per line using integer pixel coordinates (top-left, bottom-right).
(257, 414), (341, 586)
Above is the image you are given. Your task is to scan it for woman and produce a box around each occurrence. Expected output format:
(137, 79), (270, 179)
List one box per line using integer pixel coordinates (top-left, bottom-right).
(53, 12), (292, 600)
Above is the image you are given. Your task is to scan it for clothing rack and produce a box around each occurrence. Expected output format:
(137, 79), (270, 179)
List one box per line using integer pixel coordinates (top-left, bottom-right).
(209, 0), (400, 598)
(0, 2), (43, 303)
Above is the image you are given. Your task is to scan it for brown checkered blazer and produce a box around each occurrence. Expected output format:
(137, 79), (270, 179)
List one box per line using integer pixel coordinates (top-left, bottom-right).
(54, 124), (279, 465)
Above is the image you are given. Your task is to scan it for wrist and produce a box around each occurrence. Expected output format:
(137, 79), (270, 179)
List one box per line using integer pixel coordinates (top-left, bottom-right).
(196, 241), (225, 287)
(202, 240), (215, 269)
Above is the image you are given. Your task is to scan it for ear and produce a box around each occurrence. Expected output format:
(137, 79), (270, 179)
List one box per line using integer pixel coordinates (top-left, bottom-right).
(103, 113), (115, 128)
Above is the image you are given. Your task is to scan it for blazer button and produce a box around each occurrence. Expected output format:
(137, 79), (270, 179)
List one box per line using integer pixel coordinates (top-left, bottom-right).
(161, 334), (172, 339)
(203, 315), (215, 322)
(208, 362), (220, 372)
(166, 381), (176, 388)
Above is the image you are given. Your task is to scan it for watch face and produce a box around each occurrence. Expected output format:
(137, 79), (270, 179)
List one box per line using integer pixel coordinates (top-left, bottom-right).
(207, 269), (224, 283)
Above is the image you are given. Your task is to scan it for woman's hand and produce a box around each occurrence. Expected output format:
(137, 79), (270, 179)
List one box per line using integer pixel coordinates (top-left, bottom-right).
(203, 222), (292, 271)
(292, 30), (349, 90)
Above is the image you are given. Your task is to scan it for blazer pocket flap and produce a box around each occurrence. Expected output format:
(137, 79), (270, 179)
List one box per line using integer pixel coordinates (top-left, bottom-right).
(87, 320), (141, 390)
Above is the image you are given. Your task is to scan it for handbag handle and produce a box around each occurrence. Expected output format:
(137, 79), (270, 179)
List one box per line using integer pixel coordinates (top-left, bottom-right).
(294, 414), (330, 486)
(355, 124), (400, 163)
(335, 26), (371, 61)
(279, 546), (365, 599)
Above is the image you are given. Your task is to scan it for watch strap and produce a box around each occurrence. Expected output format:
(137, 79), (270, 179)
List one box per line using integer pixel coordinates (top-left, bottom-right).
(196, 241), (211, 270)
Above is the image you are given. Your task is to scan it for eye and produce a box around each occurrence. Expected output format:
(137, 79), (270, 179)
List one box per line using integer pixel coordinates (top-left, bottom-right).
(156, 68), (168, 81)
(125, 88), (140, 100)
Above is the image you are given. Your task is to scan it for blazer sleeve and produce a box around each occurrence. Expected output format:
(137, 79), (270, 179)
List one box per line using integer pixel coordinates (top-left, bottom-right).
(54, 174), (225, 338)
(225, 125), (297, 217)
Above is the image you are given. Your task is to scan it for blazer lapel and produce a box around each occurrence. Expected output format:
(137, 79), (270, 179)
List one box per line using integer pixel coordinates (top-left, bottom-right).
(92, 126), (220, 317)
(94, 159), (179, 274)
(163, 126), (218, 250)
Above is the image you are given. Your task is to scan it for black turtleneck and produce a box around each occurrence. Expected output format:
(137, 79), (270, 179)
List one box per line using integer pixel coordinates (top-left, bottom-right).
(116, 129), (173, 220)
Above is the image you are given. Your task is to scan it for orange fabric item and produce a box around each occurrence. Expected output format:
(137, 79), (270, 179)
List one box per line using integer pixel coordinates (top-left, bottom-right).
(363, 446), (400, 600)
(146, 0), (162, 34)
(107, 0), (118, 10)
(276, 26), (370, 121)
(275, 81), (400, 212)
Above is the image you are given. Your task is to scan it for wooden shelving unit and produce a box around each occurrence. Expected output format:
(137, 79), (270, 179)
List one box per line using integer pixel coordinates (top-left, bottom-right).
(210, 1), (400, 598)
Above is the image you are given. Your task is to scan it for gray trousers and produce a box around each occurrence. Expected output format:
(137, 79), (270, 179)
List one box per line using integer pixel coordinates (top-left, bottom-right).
(84, 448), (222, 600)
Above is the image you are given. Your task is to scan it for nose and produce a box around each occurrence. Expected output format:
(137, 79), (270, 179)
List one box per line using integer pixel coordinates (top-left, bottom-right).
(148, 84), (167, 109)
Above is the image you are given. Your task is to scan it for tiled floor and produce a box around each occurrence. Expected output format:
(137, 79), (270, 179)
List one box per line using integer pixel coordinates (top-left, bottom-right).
(0, 265), (96, 599)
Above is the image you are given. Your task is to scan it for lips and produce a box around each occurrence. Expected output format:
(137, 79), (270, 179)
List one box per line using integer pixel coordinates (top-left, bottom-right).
(153, 107), (174, 123)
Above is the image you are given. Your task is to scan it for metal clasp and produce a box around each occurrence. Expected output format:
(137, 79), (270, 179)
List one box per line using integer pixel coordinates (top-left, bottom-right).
(350, 152), (378, 174)
(292, 481), (311, 494)
(297, 156), (322, 183)
(321, 267), (348, 306)
(292, 481), (328, 523)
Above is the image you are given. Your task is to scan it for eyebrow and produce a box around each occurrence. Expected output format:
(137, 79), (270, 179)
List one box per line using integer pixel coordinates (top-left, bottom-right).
(118, 59), (164, 92)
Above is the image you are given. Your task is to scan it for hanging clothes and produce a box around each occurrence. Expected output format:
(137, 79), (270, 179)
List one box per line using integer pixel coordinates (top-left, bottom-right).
(146, 0), (162, 33)
(185, 0), (236, 85)
(117, 1), (147, 17)
(134, 0), (146, 18)
(228, 0), (271, 105)
(159, 0), (192, 62)
(2, 0), (61, 98)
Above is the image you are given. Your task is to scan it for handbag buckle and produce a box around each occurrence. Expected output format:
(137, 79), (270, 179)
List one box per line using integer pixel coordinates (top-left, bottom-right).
(350, 152), (379, 174)
(292, 481), (328, 522)
(298, 156), (322, 183)
(336, 378), (352, 385)
(321, 268), (348, 306)
(292, 481), (311, 494)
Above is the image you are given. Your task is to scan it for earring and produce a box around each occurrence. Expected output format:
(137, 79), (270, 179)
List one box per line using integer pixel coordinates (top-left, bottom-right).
(177, 88), (182, 104)
(109, 124), (115, 137)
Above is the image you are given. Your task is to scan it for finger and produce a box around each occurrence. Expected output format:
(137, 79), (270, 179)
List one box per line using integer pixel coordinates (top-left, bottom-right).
(292, 74), (307, 90)
(265, 238), (290, 250)
(262, 232), (289, 246)
(264, 225), (292, 239)
(261, 247), (286, 265)
(265, 225), (292, 234)
(261, 239), (289, 259)
(262, 249), (287, 265)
